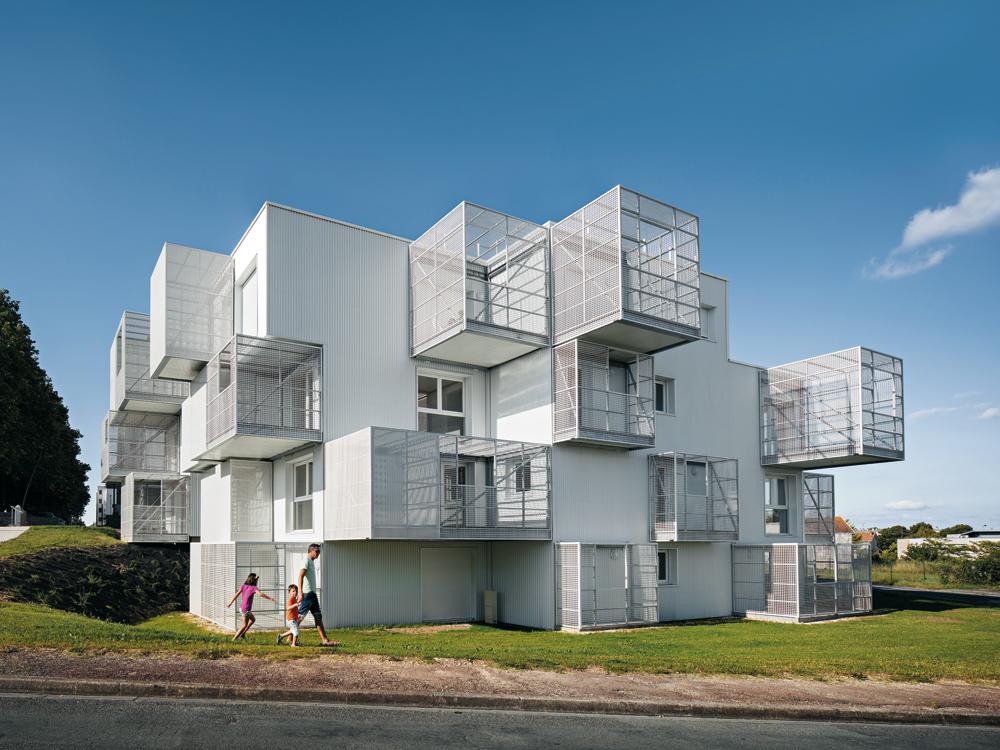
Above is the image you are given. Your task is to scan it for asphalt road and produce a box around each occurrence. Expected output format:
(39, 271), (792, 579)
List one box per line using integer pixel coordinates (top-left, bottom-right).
(0, 694), (996, 749)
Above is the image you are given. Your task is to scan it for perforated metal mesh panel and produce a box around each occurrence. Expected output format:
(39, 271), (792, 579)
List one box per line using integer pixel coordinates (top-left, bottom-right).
(206, 335), (323, 446)
(733, 543), (872, 621)
(113, 311), (188, 410)
(121, 474), (188, 543)
(551, 186), (701, 344)
(556, 543), (658, 631)
(629, 543), (659, 623)
(802, 473), (835, 542)
(649, 453), (739, 541)
(552, 340), (655, 447)
(556, 543), (581, 629)
(760, 347), (904, 466)
(410, 203), (550, 355)
(101, 410), (179, 481)
(161, 244), (233, 363)
(230, 460), (273, 542)
(368, 427), (551, 540)
(200, 543), (236, 629)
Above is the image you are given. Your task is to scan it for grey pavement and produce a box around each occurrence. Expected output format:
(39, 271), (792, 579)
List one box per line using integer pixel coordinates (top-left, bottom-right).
(874, 584), (1000, 605)
(0, 693), (997, 750)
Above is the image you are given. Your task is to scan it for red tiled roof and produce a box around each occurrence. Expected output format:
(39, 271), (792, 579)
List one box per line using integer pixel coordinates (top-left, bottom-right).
(834, 515), (854, 534)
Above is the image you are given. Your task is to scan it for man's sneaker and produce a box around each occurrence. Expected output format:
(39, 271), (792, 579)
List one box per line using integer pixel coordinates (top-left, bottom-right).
(275, 634), (283, 645)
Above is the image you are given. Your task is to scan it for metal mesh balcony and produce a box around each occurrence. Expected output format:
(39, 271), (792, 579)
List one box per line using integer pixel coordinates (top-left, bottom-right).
(410, 202), (550, 367)
(327, 427), (551, 540)
(553, 340), (654, 448)
(555, 543), (658, 631)
(230, 460), (273, 542)
(101, 411), (179, 482)
(121, 474), (188, 543)
(202, 335), (322, 460)
(112, 311), (189, 412)
(648, 453), (739, 541)
(150, 243), (233, 381)
(803, 473), (835, 543)
(551, 186), (701, 353)
(732, 543), (872, 622)
(760, 346), (905, 468)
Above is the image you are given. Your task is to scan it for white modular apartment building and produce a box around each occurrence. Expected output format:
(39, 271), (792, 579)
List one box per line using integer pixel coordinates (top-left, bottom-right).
(99, 186), (905, 630)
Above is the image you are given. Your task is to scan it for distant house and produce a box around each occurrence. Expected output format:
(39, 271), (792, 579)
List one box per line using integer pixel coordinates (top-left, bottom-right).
(898, 531), (1000, 559)
(834, 516), (854, 545)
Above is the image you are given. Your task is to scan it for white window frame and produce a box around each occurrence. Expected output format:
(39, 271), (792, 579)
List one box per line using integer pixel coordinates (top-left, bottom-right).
(290, 458), (313, 533)
(764, 472), (796, 537)
(657, 548), (678, 585)
(417, 371), (466, 435)
(654, 376), (675, 416)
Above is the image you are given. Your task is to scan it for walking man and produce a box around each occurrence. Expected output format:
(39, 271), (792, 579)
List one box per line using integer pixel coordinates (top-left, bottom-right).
(298, 543), (335, 646)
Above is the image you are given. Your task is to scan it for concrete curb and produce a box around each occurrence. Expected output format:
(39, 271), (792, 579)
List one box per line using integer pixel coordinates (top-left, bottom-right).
(0, 676), (997, 726)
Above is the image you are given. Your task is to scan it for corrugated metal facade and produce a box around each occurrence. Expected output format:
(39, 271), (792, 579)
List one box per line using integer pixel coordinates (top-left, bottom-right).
(490, 541), (555, 629)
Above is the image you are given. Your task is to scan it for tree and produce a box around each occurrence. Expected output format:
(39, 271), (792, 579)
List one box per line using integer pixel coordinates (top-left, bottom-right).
(876, 525), (909, 551)
(906, 521), (938, 539)
(940, 524), (973, 536)
(0, 289), (90, 521)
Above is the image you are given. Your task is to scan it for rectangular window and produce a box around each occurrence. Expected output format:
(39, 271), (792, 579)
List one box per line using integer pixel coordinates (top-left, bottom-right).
(658, 548), (678, 585)
(701, 305), (717, 342)
(292, 460), (313, 531)
(764, 475), (790, 535)
(240, 268), (258, 336)
(515, 461), (532, 492)
(654, 377), (675, 415)
(685, 460), (707, 496)
(417, 373), (465, 435)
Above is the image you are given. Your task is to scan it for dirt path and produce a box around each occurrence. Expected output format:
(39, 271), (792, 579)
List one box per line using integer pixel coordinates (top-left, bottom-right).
(2, 647), (998, 716)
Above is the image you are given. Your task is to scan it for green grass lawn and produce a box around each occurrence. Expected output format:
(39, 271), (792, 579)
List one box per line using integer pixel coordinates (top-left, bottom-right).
(872, 561), (1000, 591)
(0, 526), (120, 560)
(1, 589), (998, 683)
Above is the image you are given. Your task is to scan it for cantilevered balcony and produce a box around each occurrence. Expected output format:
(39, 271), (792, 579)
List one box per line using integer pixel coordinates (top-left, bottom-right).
(121, 474), (189, 543)
(410, 202), (550, 367)
(150, 242), (234, 381)
(551, 186), (701, 354)
(100, 411), (179, 483)
(760, 347), (905, 469)
(111, 311), (189, 413)
(803, 473), (835, 543)
(199, 335), (322, 461)
(648, 453), (739, 542)
(326, 427), (551, 540)
(553, 340), (654, 449)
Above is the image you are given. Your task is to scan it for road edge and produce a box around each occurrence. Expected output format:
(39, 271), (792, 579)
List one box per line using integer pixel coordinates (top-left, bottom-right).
(0, 676), (997, 726)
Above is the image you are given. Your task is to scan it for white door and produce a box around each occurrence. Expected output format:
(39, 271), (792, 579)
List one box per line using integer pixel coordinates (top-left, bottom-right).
(594, 545), (628, 625)
(421, 547), (474, 623)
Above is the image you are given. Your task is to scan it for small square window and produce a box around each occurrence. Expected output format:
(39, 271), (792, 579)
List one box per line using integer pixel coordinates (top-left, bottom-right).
(655, 377), (675, 415)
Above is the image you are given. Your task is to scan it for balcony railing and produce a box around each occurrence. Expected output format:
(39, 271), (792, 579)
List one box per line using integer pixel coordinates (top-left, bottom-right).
(150, 242), (234, 381)
(410, 202), (550, 367)
(732, 543), (872, 622)
(327, 427), (551, 540)
(201, 335), (322, 461)
(101, 411), (179, 482)
(760, 346), (905, 468)
(553, 340), (654, 448)
(648, 453), (739, 542)
(551, 186), (701, 354)
(121, 474), (188, 543)
(112, 311), (188, 412)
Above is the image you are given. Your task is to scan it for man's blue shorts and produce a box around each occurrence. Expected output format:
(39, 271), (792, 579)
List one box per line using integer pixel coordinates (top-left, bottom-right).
(298, 591), (321, 618)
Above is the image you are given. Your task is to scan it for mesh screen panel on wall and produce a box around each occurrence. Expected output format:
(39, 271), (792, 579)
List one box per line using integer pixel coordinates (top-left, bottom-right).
(102, 411), (179, 479)
(649, 453), (739, 541)
(802, 473), (835, 542)
(760, 347), (904, 467)
(200, 543), (237, 629)
(556, 543), (659, 630)
(163, 244), (234, 362)
(121, 474), (188, 542)
(230, 460), (273, 542)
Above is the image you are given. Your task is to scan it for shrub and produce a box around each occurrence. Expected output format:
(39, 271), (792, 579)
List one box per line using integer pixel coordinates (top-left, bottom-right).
(943, 543), (1000, 587)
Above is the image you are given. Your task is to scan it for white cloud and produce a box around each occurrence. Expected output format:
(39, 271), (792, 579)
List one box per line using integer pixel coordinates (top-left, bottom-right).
(886, 500), (928, 511)
(901, 166), (1000, 248)
(864, 244), (952, 280)
(865, 165), (1000, 280)
(952, 390), (980, 400)
(909, 406), (960, 421)
(978, 407), (1000, 420)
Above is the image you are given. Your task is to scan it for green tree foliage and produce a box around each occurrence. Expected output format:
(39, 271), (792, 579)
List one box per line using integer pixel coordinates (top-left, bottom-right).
(0, 289), (90, 521)
(940, 523), (973, 536)
(906, 521), (938, 538)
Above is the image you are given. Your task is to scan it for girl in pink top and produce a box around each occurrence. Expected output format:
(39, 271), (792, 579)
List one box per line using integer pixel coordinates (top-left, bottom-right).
(226, 573), (276, 641)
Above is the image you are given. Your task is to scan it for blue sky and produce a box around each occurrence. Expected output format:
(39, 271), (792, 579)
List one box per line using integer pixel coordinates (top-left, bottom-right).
(1, 1), (997, 528)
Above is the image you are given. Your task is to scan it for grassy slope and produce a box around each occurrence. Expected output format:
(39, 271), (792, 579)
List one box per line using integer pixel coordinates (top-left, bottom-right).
(2, 590), (998, 682)
(0, 527), (119, 560)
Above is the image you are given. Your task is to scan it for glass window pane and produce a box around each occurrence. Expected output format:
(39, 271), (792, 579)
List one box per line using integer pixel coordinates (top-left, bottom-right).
(655, 382), (664, 412)
(295, 463), (308, 498)
(765, 508), (788, 535)
(417, 376), (438, 410)
(686, 461), (707, 495)
(658, 551), (667, 582)
(441, 379), (463, 413)
(293, 498), (312, 531)
(419, 413), (464, 435)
